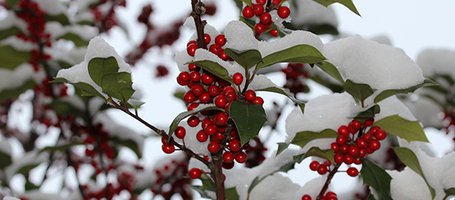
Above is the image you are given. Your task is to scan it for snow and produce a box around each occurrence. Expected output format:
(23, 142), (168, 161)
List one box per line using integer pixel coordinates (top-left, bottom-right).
(224, 21), (258, 52)
(0, 64), (43, 92)
(0, 11), (26, 32)
(172, 121), (210, 156)
(258, 30), (323, 57)
(417, 48), (455, 79)
(285, 92), (359, 143)
(290, 0), (338, 27)
(0, 140), (12, 155)
(406, 97), (443, 128)
(248, 173), (300, 200)
(248, 74), (280, 90)
(194, 49), (232, 71)
(0, 37), (34, 51)
(3, 197), (20, 200)
(35, 0), (67, 16)
(324, 36), (424, 90)
(5, 151), (48, 181)
(56, 36), (133, 99)
(375, 96), (417, 121)
(388, 167), (432, 200)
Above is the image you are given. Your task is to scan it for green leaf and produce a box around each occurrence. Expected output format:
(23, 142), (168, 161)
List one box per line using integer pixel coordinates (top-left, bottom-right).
(226, 187), (239, 200)
(367, 194), (377, 200)
(74, 82), (105, 98)
(444, 188), (455, 200)
(49, 100), (85, 117)
(229, 100), (267, 145)
(276, 142), (289, 156)
(313, 0), (361, 16)
(241, 0), (252, 6)
(168, 105), (222, 137)
(316, 61), (344, 83)
(101, 72), (135, 101)
(192, 60), (232, 83)
(17, 163), (40, 176)
(39, 141), (84, 154)
(256, 44), (326, 69)
(355, 105), (380, 122)
(173, 90), (185, 101)
(110, 137), (143, 158)
(0, 45), (30, 69)
(88, 56), (119, 86)
(56, 32), (89, 47)
(393, 147), (435, 198)
(200, 174), (215, 191)
(0, 27), (20, 40)
(224, 48), (262, 69)
(343, 79), (374, 104)
(0, 150), (12, 169)
(45, 14), (70, 25)
(374, 79), (437, 103)
(25, 181), (39, 191)
(291, 129), (337, 148)
(256, 86), (305, 109)
(361, 159), (393, 200)
(294, 147), (335, 164)
(374, 115), (429, 142)
(0, 80), (35, 103)
(283, 22), (339, 35)
(6, 0), (19, 6)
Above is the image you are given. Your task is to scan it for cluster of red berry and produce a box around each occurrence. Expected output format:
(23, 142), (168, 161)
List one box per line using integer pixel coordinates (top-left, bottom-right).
(443, 110), (455, 135)
(186, 33), (230, 61)
(282, 63), (310, 95)
(81, 123), (117, 173)
(302, 191), (338, 200)
(90, 0), (126, 32)
(151, 158), (193, 199)
(241, 0), (290, 36)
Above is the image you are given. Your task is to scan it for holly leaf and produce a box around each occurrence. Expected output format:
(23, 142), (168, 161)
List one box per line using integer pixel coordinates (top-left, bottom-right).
(56, 32), (89, 47)
(361, 159), (393, 200)
(25, 181), (39, 191)
(444, 188), (455, 200)
(343, 79), (374, 104)
(256, 44), (326, 69)
(226, 187), (239, 200)
(49, 100), (85, 117)
(313, 0), (361, 16)
(355, 105), (380, 121)
(88, 56), (119, 86)
(55, 77), (106, 99)
(0, 27), (20, 40)
(229, 100), (267, 145)
(101, 72), (135, 101)
(224, 48), (262, 69)
(192, 60), (232, 83)
(39, 141), (84, 154)
(291, 129), (337, 149)
(45, 14), (70, 25)
(374, 79), (437, 103)
(256, 86), (305, 109)
(276, 142), (290, 156)
(240, 0), (252, 6)
(0, 150), (12, 169)
(393, 147), (435, 198)
(316, 61), (344, 83)
(110, 137), (143, 158)
(0, 80), (35, 103)
(374, 115), (428, 142)
(294, 147), (335, 164)
(0, 45), (30, 70)
(168, 105), (222, 137)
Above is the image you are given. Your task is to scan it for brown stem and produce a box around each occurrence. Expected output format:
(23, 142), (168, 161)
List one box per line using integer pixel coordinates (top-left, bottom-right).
(316, 165), (340, 200)
(211, 156), (225, 200)
(191, 0), (207, 49)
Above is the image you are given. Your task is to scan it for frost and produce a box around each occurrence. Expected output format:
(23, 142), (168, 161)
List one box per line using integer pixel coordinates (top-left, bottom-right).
(56, 36), (133, 99)
(417, 48), (455, 79)
(258, 31), (323, 57)
(324, 36), (424, 90)
(249, 173), (300, 200)
(375, 96), (417, 121)
(388, 167), (432, 200)
(290, 0), (338, 27)
(285, 92), (359, 143)
(224, 21), (258, 52)
(0, 64), (43, 92)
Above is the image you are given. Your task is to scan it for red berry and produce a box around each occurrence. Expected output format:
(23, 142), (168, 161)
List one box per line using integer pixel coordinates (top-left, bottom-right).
(232, 72), (244, 85)
(334, 153), (344, 164)
(269, 29), (279, 37)
(302, 194), (312, 200)
(309, 161), (319, 171)
(208, 85), (220, 97)
(215, 95), (228, 108)
(348, 145), (359, 157)
(254, 23), (265, 34)
(162, 144), (175, 154)
(353, 157), (362, 165)
(336, 136), (348, 145)
(364, 118), (374, 127)
(189, 168), (202, 179)
(190, 71), (201, 82)
(196, 130), (208, 142)
(259, 12), (272, 25)
(229, 140), (241, 152)
(187, 40), (197, 47)
(201, 73), (214, 85)
(277, 6), (290, 18)
(331, 143), (339, 152)
(242, 6), (254, 18)
(208, 141), (220, 154)
(223, 86), (236, 95)
(204, 34), (211, 44)
(175, 126), (186, 139)
(223, 162), (235, 169)
(210, 44), (222, 55)
(317, 165), (328, 175)
(215, 112), (229, 126)
(244, 90), (256, 102)
(188, 63), (198, 71)
(199, 92), (212, 103)
(256, 0), (267, 5)
(252, 97), (264, 105)
(225, 92), (237, 102)
(235, 152), (247, 163)
(191, 84), (204, 96)
(368, 140), (381, 151)
(214, 132), (224, 142)
(358, 149), (367, 158)
(356, 138), (367, 148)
(253, 4), (264, 16)
(344, 155), (354, 164)
(271, 0), (282, 5)
(347, 167), (359, 177)
(374, 129), (387, 140)
(215, 34), (226, 46)
(187, 116), (200, 127)
(219, 51), (229, 61)
(349, 120), (361, 131)
(223, 151), (235, 163)
(204, 124), (217, 135)
(337, 125), (350, 136)
(187, 44), (197, 56)
(184, 92), (196, 103)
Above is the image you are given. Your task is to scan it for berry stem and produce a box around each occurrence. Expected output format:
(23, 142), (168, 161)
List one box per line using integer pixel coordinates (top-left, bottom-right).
(316, 165), (340, 200)
(191, 0), (207, 49)
(211, 156), (226, 200)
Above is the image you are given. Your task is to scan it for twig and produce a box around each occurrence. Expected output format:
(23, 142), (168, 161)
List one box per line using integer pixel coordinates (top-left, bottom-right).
(316, 165), (340, 200)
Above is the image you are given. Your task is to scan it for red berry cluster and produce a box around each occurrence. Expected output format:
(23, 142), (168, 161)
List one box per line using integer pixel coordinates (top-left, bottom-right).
(82, 123), (117, 167)
(309, 160), (332, 175)
(302, 191), (338, 200)
(443, 110), (455, 135)
(90, 0), (126, 32)
(331, 119), (387, 176)
(186, 33), (230, 61)
(151, 158), (193, 199)
(241, 0), (290, 36)
(282, 63), (310, 95)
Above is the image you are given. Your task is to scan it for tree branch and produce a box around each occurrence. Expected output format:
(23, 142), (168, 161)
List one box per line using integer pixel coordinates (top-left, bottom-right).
(316, 165), (340, 200)
(191, 0), (207, 49)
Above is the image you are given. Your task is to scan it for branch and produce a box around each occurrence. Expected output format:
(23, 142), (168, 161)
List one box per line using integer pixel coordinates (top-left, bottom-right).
(316, 165), (340, 200)
(191, 0), (207, 49)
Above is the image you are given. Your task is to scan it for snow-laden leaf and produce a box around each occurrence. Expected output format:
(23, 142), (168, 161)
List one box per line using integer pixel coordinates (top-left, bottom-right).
(343, 79), (374, 105)
(394, 147), (436, 198)
(0, 150), (12, 169)
(168, 104), (221, 137)
(226, 187), (240, 200)
(224, 48), (262, 69)
(316, 61), (343, 83)
(38, 141), (83, 154)
(229, 100), (267, 145)
(110, 137), (142, 158)
(0, 79), (35, 103)
(0, 45), (30, 70)
(361, 159), (393, 200)
(45, 13), (70, 25)
(101, 72), (134, 101)
(256, 86), (305, 108)
(291, 129), (337, 149)
(56, 32), (89, 47)
(192, 60), (232, 82)
(444, 188), (455, 199)
(88, 57), (119, 86)
(313, 0), (360, 16)
(374, 115), (428, 142)
(54, 77), (105, 99)
(294, 147), (335, 164)
(256, 44), (326, 69)
(49, 100), (85, 117)
(374, 79), (437, 103)
(0, 27), (20, 40)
